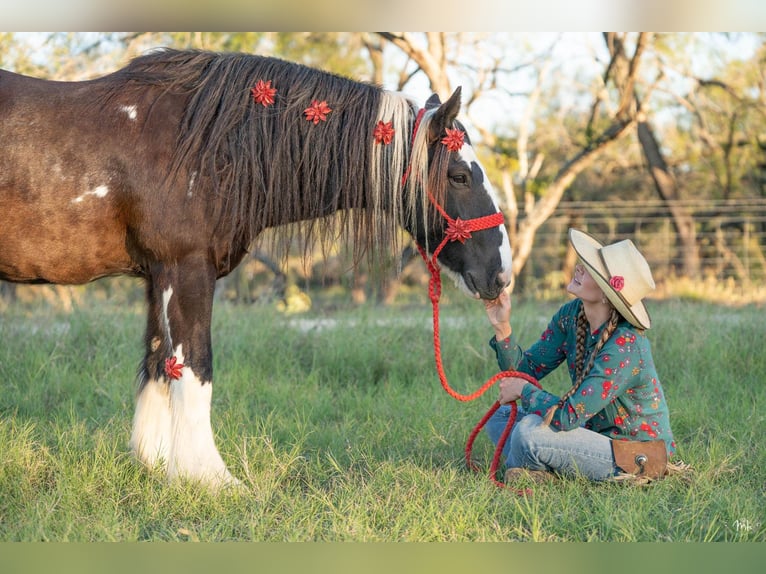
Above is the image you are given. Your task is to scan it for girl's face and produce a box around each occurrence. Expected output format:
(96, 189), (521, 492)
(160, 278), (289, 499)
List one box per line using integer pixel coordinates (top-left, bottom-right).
(566, 262), (605, 303)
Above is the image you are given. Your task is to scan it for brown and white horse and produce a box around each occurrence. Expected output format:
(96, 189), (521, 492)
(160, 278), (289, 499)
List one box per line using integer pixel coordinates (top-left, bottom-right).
(0, 48), (511, 488)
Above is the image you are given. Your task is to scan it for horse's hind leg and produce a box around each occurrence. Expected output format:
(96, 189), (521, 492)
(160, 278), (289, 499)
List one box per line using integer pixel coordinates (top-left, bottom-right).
(131, 256), (236, 488)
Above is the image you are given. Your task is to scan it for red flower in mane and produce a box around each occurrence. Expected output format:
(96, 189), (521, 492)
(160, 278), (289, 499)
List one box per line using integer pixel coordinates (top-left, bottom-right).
(441, 128), (465, 152)
(373, 120), (395, 144)
(304, 100), (332, 124)
(251, 80), (277, 107)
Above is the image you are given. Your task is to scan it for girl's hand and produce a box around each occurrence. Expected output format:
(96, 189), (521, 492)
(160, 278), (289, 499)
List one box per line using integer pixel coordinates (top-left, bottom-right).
(483, 289), (512, 340)
(498, 376), (529, 405)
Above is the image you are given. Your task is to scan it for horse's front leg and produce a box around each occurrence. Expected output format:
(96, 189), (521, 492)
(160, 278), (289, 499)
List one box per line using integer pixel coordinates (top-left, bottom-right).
(129, 277), (173, 468)
(133, 255), (236, 488)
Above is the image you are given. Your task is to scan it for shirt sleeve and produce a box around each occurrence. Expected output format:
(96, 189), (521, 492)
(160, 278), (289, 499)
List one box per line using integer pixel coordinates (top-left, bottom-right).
(489, 302), (572, 379)
(488, 302), (576, 415)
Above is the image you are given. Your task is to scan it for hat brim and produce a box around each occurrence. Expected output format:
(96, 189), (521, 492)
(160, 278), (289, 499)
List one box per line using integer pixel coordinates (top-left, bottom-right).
(568, 229), (652, 330)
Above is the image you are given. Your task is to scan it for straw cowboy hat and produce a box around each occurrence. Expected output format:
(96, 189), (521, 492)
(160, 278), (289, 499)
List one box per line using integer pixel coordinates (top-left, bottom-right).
(569, 228), (656, 330)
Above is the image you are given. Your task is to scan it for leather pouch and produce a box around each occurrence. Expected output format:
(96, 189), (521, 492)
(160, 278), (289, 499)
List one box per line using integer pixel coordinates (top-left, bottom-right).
(611, 439), (668, 479)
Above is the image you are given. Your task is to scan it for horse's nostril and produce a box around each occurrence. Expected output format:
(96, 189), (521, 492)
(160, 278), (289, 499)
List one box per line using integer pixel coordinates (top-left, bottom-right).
(497, 269), (512, 289)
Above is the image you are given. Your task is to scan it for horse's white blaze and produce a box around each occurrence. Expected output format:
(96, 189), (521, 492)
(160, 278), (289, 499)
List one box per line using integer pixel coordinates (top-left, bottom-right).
(120, 104), (138, 120)
(497, 224), (513, 287)
(443, 143), (514, 296)
(71, 185), (109, 204)
(130, 377), (172, 466)
(167, 344), (235, 487)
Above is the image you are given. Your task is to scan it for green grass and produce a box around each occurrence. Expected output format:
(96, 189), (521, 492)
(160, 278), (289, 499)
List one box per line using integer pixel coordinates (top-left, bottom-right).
(0, 292), (764, 541)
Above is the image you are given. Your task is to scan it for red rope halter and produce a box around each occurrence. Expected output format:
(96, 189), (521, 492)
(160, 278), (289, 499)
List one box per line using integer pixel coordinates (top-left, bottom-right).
(403, 108), (542, 492)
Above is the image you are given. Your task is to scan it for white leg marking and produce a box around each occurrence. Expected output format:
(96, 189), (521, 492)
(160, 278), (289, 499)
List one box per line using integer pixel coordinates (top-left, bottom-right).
(130, 378), (172, 467)
(166, 345), (236, 488)
(161, 287), (174, 349)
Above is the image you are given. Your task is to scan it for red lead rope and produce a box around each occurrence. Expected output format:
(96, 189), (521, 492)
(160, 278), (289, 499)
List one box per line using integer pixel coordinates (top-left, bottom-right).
(415, 209), (542, 491)
(404, 108), (542, 490)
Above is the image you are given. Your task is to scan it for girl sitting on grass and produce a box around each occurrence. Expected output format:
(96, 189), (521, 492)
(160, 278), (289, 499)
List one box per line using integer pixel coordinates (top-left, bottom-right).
(484, 228), (683, 485)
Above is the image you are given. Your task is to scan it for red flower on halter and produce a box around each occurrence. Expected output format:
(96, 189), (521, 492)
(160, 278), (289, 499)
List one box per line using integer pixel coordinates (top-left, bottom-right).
(445, 218), (472, 243)
(373, 120), (395, 145)
(251, 80), (277, 107)
(609, 275), (625, 291)
(304, 100), (332, 124)
(441, 128), (465, 152)
(164, 356), (184, 380)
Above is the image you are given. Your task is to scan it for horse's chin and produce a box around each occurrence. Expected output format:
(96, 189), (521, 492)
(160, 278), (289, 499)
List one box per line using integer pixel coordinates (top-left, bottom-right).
(443, 267), (511, 300)
(442, 268), (482, 299)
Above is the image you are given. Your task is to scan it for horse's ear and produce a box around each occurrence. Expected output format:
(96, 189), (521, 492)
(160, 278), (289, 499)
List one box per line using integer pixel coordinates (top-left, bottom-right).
(425, 93), (442, 109)
(427, 87), (462, 144)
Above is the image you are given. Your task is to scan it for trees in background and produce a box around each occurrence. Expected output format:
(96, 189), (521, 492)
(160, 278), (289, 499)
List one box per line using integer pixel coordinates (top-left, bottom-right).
(370, 32), (765, 295)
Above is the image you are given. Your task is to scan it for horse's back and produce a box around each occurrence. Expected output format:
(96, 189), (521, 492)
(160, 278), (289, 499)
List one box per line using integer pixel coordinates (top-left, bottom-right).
(0, 68), (186, 284)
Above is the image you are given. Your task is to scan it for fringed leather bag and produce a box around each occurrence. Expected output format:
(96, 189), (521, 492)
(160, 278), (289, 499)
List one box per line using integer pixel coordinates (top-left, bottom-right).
(610, 439), (692, 485)
(611, 439), (668, 479)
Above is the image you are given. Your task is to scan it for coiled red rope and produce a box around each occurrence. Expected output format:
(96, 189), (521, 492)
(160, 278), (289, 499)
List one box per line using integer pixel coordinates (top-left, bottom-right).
(463, 376), (540, 492)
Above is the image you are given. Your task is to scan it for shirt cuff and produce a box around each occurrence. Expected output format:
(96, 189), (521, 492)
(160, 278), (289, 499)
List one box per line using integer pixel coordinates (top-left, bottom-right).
(520, 382), (536, 409)
(489, 333), (523, 372)
(492, 335), (513, 350)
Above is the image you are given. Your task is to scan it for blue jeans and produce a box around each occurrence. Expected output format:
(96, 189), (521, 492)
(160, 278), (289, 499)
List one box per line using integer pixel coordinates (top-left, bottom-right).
(484, 405), (619, 481)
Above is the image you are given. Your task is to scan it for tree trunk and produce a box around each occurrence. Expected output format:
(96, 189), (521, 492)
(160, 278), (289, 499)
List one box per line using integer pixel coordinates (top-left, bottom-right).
(636, 121), (701, 277)
(604, 32), (702, 278)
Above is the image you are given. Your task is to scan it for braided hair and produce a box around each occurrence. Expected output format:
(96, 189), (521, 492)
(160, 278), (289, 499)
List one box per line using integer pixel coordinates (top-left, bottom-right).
(541, 304), (621, 427)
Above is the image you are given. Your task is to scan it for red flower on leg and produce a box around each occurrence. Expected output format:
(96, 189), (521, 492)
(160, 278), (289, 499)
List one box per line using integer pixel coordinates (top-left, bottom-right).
(165, 356), (184, 380)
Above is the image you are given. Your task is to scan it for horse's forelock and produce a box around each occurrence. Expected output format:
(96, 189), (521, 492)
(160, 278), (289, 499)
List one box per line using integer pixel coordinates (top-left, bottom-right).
(404, 107), (439, 250)
(427, 143), (450, 225)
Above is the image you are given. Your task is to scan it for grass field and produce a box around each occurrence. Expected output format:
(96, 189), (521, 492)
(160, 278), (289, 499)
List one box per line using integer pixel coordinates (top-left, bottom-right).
(0, 289), (764, 542)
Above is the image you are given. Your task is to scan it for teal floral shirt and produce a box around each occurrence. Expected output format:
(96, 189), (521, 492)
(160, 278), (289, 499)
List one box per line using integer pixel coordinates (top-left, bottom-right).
(490, 299), (676, 457)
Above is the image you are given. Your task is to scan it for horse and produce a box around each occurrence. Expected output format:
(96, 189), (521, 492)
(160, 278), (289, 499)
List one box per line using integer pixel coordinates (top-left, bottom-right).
(0, 48), (512, 488)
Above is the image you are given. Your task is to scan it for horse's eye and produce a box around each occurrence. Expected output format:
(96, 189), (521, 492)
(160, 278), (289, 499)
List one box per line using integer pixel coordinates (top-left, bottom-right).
(450, 174), (468, 185)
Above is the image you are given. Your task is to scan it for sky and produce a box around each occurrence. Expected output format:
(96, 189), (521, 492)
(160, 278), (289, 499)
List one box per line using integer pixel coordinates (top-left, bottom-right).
(2, 0), (765, 32)
(381, 32), (762, 137)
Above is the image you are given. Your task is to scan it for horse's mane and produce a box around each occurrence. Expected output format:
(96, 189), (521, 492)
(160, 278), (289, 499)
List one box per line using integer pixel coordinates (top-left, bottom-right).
(110, 48), (437, 268)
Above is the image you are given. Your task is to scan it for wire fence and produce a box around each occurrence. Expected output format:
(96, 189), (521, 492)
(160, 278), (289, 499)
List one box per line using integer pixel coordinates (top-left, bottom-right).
(2, 198), (765, 307)
(515, 198), (766, 297)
